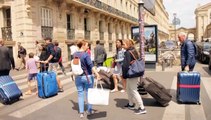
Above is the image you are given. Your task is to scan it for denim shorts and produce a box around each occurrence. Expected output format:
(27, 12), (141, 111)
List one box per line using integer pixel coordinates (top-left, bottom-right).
(28, 73), (37, 81)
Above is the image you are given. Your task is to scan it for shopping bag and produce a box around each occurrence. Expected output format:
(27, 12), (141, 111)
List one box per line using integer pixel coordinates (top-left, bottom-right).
(87, 81), (110, 105)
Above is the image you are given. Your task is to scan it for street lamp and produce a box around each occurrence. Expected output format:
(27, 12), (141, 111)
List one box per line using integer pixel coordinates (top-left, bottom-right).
(138, 0), (145, 60)
(172, 13), (180, 41)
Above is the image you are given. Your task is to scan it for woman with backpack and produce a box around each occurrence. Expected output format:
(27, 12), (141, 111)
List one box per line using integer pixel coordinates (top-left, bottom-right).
(73, 40), (100, 118)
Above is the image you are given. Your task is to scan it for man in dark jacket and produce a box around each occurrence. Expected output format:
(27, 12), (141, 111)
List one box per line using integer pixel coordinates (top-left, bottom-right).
(43, 38), (63, 92)
(94, 40), (107, 67)
(0, 39), (15, 76)
(178, 32), (196, 71)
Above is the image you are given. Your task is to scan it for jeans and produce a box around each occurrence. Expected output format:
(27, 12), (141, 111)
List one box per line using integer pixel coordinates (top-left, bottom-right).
(75, 75), (94, 113)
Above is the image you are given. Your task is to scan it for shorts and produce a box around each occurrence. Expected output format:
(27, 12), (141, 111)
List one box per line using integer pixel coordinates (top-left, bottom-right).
(49, 62), (59, 74)
(28, 73), (37, 81)
(113, 63), (122, 75)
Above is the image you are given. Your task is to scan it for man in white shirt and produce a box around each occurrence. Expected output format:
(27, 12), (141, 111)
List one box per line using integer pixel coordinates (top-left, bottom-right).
(69, 43), (78, 60)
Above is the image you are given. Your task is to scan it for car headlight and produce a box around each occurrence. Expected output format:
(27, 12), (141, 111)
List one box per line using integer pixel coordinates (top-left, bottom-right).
(203, 51), (210, 55)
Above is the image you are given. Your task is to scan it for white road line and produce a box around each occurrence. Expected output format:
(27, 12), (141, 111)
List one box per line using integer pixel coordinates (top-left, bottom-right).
(202, 77), (211, 101)
(0, 74), (73, 108)
(162, 76), (186, 120)
(15, 72), (72, 85)
(9, 86), (77, 118)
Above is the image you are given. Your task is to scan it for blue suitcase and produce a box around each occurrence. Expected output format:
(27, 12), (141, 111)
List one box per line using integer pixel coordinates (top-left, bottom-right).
(0, 76), (22, 104)
(37, 71), (58, 98)
(177, 71), (200, 104)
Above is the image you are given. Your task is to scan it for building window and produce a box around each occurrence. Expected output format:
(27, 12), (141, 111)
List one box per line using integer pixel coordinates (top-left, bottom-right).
(1, 8), (12, 41)
(99, 21), (104, 40)
(84, 18), (90, 40)
(108, 23), (112, 40)
(109, 43), (112, 52)
(41, 8), (53, 39)
(67, 14), (75, 40)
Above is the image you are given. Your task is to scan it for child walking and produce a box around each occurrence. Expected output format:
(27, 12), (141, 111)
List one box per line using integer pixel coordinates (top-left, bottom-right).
(25, 52), (38, 95)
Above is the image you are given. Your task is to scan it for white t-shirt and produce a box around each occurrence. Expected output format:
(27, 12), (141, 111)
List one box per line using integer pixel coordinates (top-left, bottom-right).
(69, 45), (78, 55)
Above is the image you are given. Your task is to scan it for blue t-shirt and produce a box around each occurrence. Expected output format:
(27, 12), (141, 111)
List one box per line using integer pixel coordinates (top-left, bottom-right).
(73, 51), (94, 75)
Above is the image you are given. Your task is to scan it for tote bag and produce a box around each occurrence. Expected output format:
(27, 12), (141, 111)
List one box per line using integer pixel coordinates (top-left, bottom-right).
(127, 50), (145, 78)
(88, 81), (110, 105)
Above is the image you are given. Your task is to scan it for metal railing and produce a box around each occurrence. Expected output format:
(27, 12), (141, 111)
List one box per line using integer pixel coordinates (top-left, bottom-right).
(85, 31), (90, 40)
(1, 27), (12, 41)
(41, 26), (53, 39)
(99, 32), (104, 40)
(67, 29), (75, 40)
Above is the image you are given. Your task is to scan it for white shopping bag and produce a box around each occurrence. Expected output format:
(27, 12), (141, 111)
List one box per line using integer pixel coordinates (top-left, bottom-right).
(88, 81), (110, 105)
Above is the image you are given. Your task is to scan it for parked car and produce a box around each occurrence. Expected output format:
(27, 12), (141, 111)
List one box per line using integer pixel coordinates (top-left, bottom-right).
(196, 42), (211, 63)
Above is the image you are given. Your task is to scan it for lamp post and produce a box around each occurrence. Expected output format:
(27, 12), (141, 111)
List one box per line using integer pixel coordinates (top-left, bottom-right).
(172, 13), (180, 41)
(138, 0), (145, 60)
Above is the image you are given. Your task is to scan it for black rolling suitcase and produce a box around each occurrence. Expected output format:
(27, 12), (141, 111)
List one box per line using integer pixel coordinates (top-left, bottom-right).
(98, 70), (114, 90)
(0, 76), (22, 104)
(177, 71), (200, 104)
(140, 77), (172, 107)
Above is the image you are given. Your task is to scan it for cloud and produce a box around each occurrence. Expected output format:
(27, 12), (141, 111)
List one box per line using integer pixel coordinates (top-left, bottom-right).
(163, 0), (210, 28)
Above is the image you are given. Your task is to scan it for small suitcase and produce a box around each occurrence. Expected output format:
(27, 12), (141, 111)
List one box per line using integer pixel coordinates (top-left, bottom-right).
(177, 71), (200, 104)
(0, 76), (22, 104)
(37, 71), (58, 98)
(140, 77), (172, 107)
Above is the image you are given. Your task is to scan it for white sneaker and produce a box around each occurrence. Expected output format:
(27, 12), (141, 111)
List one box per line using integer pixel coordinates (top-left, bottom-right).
(120, 90), (125, 93)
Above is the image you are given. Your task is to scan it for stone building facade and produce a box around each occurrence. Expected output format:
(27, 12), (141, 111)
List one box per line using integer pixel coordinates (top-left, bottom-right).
(0, 0), (170, 63)
(195, 2), (211, 41)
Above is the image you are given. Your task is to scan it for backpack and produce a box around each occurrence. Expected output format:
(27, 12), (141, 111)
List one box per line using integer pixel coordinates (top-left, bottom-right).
(191, 41), (198, 58)
(71, 53), (84, 76)
(53, 46), (61, 62)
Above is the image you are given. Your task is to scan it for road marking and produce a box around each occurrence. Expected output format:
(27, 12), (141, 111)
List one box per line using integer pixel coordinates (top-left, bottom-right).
(0, 73), (73, 108)
(9, 86), (77, 118)
(202, 77), (211, 101)
(15, 72), (72, 84)
(162, 76), (186, 120)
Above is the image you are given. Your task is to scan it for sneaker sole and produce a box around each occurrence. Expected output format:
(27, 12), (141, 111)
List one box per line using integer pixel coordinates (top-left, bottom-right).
(128, 107), (135, 110)
(134, 111), (147, 115)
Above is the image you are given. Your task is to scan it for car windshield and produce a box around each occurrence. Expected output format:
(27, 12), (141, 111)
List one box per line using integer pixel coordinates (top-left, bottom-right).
(203, 43), (211, 49)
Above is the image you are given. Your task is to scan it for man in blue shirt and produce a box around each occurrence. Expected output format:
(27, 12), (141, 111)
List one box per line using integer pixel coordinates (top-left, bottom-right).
(178, 32), (196, 71)
(44, 37), (63, 92)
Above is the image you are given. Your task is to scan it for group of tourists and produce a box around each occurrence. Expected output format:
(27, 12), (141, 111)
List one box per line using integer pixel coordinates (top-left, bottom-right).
(0, 31), (196, 118)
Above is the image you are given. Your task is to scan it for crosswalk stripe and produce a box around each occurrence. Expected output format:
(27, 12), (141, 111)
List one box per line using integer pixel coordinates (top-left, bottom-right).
(9, 86), (77, 118)
(162, 76), (186, 120)
(16, 72), (72, 90)
(14, 72), (72, 85)
(0, 72), (73, 108)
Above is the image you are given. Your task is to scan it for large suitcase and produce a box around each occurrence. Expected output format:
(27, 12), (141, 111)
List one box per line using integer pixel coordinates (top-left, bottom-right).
(0, 76), (22, 104)
(37, 71), (58, 98)
(140, 77), (172, 107)
(177, 71), (200, 104)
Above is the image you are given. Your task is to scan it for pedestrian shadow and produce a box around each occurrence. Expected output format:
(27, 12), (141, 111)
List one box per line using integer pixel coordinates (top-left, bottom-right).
(69, 99), (79, 112)
(202, 67), (211, 76)
(87, 111), (107, 120)
(113, 98), (129, 109)
(69, 99), (107, 119)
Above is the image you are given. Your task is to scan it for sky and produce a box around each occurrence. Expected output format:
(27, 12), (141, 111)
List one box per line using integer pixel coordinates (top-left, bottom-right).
(163, 0), (211, 28)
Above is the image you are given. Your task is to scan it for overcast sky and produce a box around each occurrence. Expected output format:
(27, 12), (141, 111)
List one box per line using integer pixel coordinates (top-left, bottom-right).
(163, 0), (210, 28)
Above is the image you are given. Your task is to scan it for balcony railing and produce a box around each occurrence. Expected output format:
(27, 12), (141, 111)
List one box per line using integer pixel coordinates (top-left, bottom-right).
(41, 26), (53, 39)
(108, 33), (112, 40)
(99, 32), (104, 40)
(85, 31), (90, 40)
(67, 29), (75, 40)
(1, 27), (12, 41)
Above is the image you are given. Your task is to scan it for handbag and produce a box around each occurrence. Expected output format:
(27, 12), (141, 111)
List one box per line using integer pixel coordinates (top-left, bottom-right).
(87, 81), (110, 105)
(127, 50), (145, 78)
